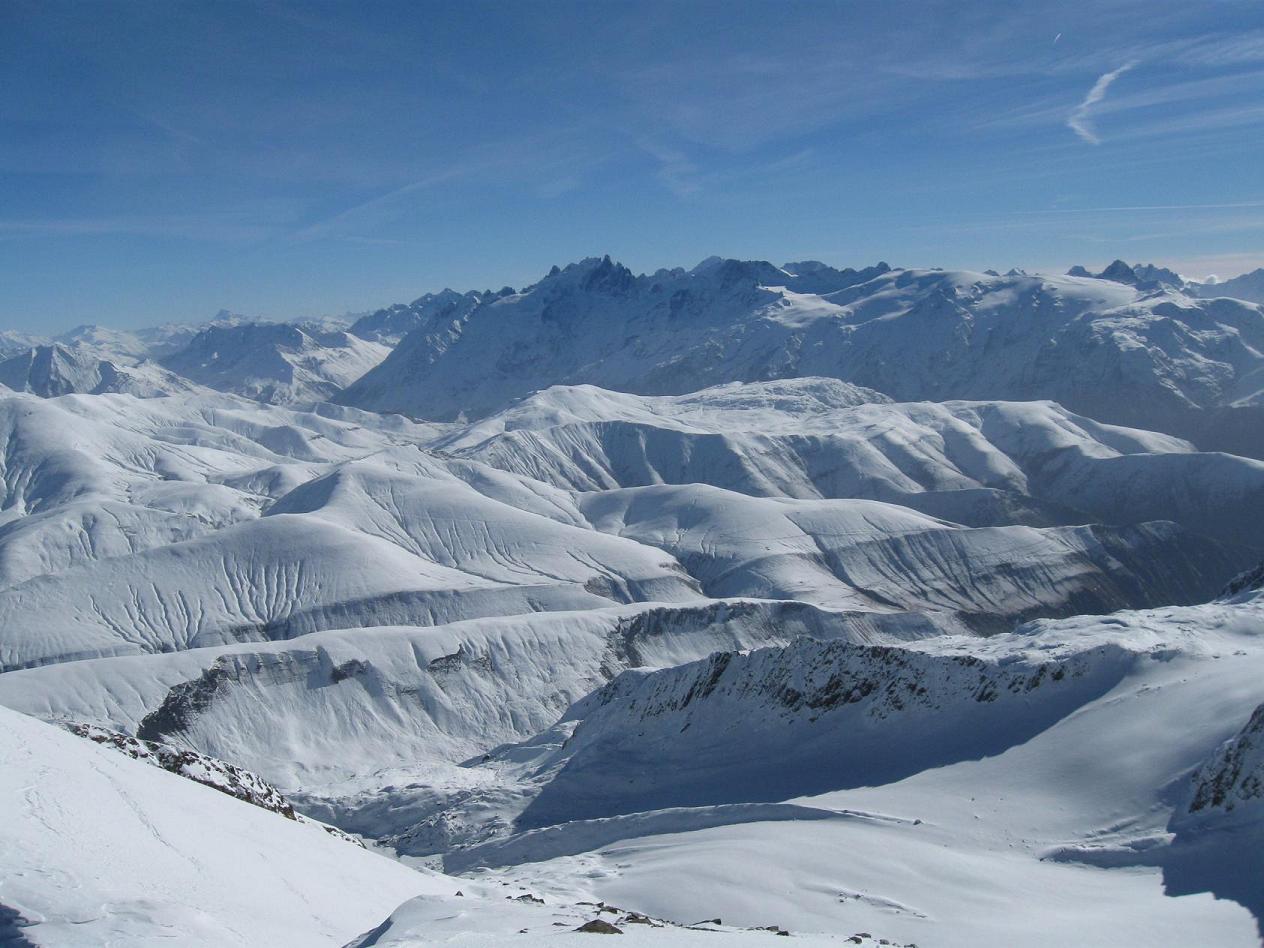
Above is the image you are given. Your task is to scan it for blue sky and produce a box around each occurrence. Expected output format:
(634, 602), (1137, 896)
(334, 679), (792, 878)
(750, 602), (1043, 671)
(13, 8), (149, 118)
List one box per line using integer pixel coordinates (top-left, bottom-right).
(3, 0), (1264, 331)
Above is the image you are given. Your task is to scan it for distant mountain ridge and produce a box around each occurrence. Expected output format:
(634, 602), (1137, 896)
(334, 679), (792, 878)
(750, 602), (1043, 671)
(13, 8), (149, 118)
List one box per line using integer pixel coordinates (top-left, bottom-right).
(1193, 267), (1264, 304)
(1068, 258), (1264, 305)
(349, 287), (508, 343)
(6, 256), (1264, 449)
(0, 343), (198, 398)
(334, 256), (1264, 459)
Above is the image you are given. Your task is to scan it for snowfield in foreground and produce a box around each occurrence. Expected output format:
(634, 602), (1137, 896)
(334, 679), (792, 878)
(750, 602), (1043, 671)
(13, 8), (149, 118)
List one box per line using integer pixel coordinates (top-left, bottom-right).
(3, 706), (847, 946)
(0, 705), (441, 946)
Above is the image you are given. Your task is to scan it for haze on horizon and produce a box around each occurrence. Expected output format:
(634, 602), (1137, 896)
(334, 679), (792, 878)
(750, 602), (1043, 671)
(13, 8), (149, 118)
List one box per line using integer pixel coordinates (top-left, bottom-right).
(3, 0), (1264, 332)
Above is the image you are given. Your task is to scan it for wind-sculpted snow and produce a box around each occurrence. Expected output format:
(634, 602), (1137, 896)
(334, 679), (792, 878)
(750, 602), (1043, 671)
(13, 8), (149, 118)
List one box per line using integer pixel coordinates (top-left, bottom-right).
(578, 484), (1237, 625)
(3, 381), (1245, 675)
(0, 512), (699, 671)
(338, 258), (1264, 452)
(264, 459), (693, 598)
(444, 380), (1264, 552)
(0, 392), (738, 671)
(0, 388), (435, 521)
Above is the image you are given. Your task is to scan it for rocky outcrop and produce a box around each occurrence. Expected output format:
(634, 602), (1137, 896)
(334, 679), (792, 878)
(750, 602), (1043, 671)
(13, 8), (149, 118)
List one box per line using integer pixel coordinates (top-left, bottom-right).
(66, 722), (363, 845)
(1181, 703), (1264, 823)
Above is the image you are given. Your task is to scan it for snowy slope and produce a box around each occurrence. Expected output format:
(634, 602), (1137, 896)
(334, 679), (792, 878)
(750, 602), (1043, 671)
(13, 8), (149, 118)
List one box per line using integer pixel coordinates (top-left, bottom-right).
(0, 704), (446, 946)
(8, 703), (829, 946)
(391, 589), (1264, 947)
(53, 323), (155, 363)
(337, 258), (1264, 450)
(1190, 267), (1264, 305)
(0, 329), (47, 357)
(161, 322), (391, 404)
(577, 484), (1236, 624)
(0, 601), (943, 796)
(0, 344), (198, 398)
(0, 391), (712, 670)
(442, 379), (1264, 552)
(1, 379), (1247, 674)
(0, 482), (698, 671)
(0, 390), (437, 588)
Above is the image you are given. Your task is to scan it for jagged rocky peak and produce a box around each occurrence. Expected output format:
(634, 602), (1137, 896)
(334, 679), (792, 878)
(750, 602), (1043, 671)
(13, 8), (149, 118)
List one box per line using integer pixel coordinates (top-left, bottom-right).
(531, 256), (639, 296)
(1064, 260), (1137, 283)
(1066, 260), (1184, 288)
(533, 255), (893, 300)
(1098, 259), (1139, 284)
(580, 255), (638, 294)
(349, 287), (489, 343)
(181, 320), (310, 352)
(782, 259), (832, 274)
(781, 259), (893, 293)
(1131, 262), (1185, 286)
(337, 253), (1264, 451)
(687, 256), (791, 288)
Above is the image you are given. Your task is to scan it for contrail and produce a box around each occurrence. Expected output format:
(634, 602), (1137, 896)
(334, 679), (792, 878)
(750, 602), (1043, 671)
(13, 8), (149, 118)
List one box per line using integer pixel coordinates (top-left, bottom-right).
(1068, 61), (1137, 144)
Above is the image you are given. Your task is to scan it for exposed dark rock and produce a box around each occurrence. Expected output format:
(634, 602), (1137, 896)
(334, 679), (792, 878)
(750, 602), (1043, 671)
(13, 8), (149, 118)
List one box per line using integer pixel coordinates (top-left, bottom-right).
(1222, 561), (1264, 597)
(575, 918), (623, 933)
(137, 659), (235, 741)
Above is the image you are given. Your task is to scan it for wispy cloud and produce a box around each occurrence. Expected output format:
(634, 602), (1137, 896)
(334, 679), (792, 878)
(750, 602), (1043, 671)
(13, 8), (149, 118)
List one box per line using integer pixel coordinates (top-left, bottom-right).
(632, 138), (711, 197)
(289, 171), (466, 242)
(0, 215), (278, 243)
(291, 131), (613, 241)
(1068, 61), (1137, 143)
(1018, 199), (1264, 214)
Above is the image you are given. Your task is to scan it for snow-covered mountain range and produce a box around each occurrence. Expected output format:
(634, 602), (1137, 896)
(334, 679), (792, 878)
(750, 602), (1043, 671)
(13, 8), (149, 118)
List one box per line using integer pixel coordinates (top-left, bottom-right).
(3, 256), (1263, 945)
(338, 257), (1264, 457)
(159, 322), (390, 404)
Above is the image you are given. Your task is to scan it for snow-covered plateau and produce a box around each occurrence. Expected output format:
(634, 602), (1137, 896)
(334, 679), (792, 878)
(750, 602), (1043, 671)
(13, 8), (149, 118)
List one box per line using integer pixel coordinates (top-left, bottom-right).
(2, 256), (1262, 946)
